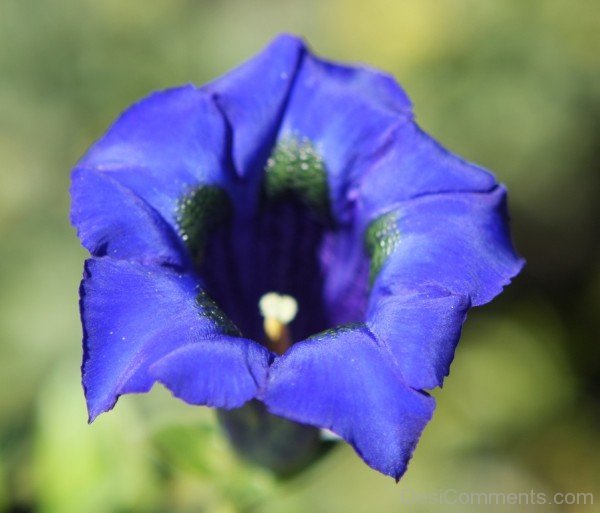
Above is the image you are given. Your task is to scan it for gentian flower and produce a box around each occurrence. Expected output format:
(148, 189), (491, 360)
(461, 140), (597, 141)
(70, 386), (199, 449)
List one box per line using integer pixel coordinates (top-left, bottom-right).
(71, 35), (523, 480)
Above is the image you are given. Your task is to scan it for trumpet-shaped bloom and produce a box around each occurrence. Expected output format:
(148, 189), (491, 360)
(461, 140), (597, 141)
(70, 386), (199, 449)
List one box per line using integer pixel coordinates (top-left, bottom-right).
(71, 35), (523, 479)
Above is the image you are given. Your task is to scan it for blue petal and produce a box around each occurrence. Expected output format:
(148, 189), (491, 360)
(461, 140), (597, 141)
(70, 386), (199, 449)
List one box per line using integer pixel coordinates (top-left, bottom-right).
(264, 325), (435, 480)
(356, 122), (497, 221)
(204, 34), (305, 179)
(278, 51), (413, 222)
(367, 289), (470, 390)
(371, 187), (524, 307)
(70, 168), (186, 266)
(80, 257), (269, 421)
(150, 339), (270, 409)
(74, 85), (233, 236)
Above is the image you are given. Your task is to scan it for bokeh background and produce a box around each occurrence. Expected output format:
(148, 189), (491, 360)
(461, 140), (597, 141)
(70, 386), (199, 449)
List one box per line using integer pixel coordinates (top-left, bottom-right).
(1, 1), (599, 512)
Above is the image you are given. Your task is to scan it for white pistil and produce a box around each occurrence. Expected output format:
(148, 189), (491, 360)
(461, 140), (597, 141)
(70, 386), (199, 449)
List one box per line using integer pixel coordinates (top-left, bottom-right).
(259, 292), (298, 354)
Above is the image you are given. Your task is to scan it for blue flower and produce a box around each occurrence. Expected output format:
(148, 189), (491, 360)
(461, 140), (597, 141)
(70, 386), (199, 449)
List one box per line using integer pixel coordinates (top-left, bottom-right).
(71, 34), (523, 480)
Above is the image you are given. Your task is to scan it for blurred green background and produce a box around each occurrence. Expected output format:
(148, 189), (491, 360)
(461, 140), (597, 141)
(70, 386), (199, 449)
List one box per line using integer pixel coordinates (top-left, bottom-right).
(1, 0), (599, 511)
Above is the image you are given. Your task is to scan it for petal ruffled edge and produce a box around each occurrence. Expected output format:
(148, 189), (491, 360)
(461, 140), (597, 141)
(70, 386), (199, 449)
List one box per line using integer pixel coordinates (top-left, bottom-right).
(274, 43), (413, 223)
(80, 257), (270, 421)
(204, 34), (306, 179)
(70, 168), (188, 267)
(150, 339), (270, 410)
(370, 186), (525, 307)
(367, 288), (470, 390)
(355, 120), (498, 223)
(263, 324), (435, 480)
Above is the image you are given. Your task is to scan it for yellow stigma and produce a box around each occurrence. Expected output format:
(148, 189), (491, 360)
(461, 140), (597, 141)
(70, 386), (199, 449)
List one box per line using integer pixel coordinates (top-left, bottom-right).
(259, 292), (298, 354)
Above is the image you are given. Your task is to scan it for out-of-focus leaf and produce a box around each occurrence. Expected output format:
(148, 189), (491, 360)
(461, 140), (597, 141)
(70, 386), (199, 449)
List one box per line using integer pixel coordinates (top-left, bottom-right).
(0, 219), (85, 428)
(33, 361), (160, 513)
(152, 414), (279, 512)
(0, 458), (7, 511)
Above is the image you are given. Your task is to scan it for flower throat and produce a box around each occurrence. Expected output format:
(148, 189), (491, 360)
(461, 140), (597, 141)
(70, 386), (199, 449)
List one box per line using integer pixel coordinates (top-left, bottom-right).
(175, 136), (332, 347)
(175, 135), (400, 348)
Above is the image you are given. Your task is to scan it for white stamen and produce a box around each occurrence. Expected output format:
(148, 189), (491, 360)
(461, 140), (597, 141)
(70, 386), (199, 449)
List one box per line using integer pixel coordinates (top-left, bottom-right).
(259, 292), (298, 324)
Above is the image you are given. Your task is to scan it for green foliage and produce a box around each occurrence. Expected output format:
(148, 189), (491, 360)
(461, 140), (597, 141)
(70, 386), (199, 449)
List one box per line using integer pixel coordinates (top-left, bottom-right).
(33, 364), (160, 513)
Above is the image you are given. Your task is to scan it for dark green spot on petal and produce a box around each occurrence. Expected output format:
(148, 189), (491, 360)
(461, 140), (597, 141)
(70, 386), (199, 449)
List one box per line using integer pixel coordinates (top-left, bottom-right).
(264, 136), (331, 221)
(308, 322), (365, 342)
(195, 289), (241, 337)
(176, 185), (232, 264)
(365, 211), (400, 285)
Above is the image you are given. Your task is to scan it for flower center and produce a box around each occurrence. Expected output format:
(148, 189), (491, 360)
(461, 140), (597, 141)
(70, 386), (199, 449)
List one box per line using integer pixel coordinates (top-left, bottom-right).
(175, 135), (400, 350)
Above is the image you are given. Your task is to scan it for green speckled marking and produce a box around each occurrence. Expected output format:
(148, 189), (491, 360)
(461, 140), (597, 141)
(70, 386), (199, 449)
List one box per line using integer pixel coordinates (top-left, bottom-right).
(264, 136), (331, 220)
(176, 185), (231, 262)
(195, 290), (240, 337)
(308, 322), (365, 342)
(365, 211), (400, 285)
